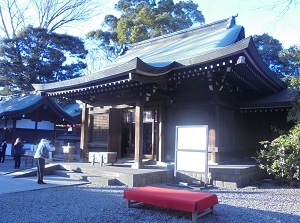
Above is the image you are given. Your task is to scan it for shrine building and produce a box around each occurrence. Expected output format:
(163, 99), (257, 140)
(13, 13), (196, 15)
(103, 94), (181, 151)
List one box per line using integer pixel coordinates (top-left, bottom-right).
(32, 16), (292, 169)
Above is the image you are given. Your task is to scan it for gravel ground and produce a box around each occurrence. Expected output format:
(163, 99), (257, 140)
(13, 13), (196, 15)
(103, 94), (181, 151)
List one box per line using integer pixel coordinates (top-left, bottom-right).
(0, 157), (300, 223)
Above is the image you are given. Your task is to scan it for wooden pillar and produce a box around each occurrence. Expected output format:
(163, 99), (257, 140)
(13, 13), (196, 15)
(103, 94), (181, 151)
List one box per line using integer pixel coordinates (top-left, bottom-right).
(158, 104), (164, 162)
(11, 120), (17, 156)
(151, 110), (155, 160)
(209, 101), (219, 164)
(34, 121), (38, 144)
(129, 112), (133, 157)
(53, 123), (57, 142)
(80, 103), (90, 162)
(132, 97), (144, 169)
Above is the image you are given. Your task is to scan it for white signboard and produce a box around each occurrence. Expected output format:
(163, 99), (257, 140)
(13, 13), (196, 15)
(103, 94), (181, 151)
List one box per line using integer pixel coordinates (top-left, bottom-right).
(176, 151), (207, 173)
(177, 126), (207, 150)
(175, 125), (208, 182)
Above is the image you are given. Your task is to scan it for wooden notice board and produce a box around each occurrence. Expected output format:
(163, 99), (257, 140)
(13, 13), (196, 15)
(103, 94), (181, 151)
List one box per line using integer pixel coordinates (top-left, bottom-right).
(174, 125), (208, 183)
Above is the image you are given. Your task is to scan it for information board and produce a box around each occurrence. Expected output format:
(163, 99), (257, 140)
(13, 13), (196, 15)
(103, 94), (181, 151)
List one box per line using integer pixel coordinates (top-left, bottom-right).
(175, 125), (208, 183)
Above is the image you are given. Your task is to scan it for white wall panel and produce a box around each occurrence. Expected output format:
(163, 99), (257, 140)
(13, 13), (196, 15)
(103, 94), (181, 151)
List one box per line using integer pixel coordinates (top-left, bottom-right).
(37, 120), (54, 130)
(16, 119), (35, 129)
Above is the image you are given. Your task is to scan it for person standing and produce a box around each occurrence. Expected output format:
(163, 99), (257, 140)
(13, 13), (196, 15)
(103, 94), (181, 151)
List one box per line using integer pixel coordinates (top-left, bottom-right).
(0, 141), (3, 162)
(34, 138), (55, 184)
(0, 140), (7, 162)
(13, 137), (23, 168)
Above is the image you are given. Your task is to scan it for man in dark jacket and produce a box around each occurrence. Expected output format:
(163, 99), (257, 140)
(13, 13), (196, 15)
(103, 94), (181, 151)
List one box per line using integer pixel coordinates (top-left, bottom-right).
(0, 140), (7, 162)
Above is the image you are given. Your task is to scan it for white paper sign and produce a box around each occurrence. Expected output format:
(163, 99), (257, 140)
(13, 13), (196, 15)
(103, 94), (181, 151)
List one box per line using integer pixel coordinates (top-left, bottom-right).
(175, 125), (208, 175)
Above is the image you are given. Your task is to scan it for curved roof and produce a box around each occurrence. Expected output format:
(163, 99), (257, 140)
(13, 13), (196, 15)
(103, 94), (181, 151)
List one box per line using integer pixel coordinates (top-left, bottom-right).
(106, 18), (244, 68)
(62, 102), (81, 118)
(240, 88), (292, 109)
(33, 16), (247, 92)
(0, 92), (79, 123)
(32, 16), (286, 106)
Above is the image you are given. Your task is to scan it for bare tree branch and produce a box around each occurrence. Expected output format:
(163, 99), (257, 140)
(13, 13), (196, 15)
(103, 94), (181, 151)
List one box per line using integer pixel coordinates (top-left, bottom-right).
(0, 0), (29, 38)
(0, 6), (9, 37)
(0, 0), (102, 38)
(30, 0), (102, 33)
(269, 0), (297, 17)
(258, 0), (299, 18)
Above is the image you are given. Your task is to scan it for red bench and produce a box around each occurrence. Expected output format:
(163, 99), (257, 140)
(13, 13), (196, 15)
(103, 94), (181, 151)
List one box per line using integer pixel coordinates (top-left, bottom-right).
(124, 186), (218, 222)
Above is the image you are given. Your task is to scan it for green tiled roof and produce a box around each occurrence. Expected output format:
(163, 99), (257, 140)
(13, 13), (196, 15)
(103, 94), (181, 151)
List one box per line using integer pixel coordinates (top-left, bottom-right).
(33, 16), (245, 92)
(105, 18), (244, 68)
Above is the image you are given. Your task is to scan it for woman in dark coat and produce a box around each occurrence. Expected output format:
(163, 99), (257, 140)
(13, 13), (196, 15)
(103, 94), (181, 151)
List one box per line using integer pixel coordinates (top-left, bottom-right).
(13, 137), (23, 168)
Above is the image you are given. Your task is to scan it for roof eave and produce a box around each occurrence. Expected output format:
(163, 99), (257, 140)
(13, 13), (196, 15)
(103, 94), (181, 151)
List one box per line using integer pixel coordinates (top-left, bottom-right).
(0, 96), (78, 124)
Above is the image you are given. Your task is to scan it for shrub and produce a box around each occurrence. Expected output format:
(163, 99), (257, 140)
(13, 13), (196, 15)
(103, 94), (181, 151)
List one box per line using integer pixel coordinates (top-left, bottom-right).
(258, 124), (300, 182)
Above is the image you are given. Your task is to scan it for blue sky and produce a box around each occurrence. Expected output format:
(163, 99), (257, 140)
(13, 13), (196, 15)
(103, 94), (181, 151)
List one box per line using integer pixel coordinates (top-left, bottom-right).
(196, 0), (300, 48)
(68, 0), (300, 49)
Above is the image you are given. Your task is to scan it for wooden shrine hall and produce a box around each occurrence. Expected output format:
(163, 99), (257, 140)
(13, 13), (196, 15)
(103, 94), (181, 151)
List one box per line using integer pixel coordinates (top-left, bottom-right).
(33, 16), (291, 169)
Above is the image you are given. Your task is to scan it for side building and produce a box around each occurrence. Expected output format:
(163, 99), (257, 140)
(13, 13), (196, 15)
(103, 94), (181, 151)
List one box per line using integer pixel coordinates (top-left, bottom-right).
(0, 91), (81, 155)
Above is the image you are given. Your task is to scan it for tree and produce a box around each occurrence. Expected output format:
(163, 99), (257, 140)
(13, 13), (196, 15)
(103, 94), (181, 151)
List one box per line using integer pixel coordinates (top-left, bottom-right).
(263, 0), (299, 18)
(0, 0), (29, 38)
(258, 73), (300, 182)
(0, 0), (101, 39)
(30, 0), (100, 33)
(279, 45), (300, 77)
(252, 34), (285, 78)
(256, 44), (300, 182)
(86, 0), (205, 64)
(0, 26), (87, 93)
(281, 46), (300, 124)
(0, 0), (100, 95)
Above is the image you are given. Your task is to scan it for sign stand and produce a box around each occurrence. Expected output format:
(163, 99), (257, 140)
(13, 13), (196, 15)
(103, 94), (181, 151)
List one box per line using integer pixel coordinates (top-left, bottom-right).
(174, 125), (208, 186)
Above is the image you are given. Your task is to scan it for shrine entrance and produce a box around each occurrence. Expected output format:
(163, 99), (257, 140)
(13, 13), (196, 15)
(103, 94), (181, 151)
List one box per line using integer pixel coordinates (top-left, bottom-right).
(121, 109), (157, 160)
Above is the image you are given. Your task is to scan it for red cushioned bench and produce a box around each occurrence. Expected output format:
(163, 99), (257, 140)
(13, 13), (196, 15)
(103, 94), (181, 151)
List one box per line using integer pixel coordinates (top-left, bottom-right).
(123, 186), (218, 222)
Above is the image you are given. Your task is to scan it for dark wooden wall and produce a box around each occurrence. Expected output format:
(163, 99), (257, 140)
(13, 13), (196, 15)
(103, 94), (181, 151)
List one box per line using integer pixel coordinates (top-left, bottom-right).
(239, 109), (291, 156)
(108, 108), (122, 156)
(162, 80), (291, 163)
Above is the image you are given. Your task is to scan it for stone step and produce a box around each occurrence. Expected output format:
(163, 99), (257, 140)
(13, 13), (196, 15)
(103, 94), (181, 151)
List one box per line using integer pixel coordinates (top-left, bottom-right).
(52, 154), (81, 162)
(58, 162), (174, 187)
(53, 170), (86, 180)
(53, 169), (116, 186)
(86, 176), (116, 186)
(12, 164), (61, 178)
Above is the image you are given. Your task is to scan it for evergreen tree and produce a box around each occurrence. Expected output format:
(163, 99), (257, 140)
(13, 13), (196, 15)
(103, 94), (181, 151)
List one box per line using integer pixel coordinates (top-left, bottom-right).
(252, 33), (285, 78)
(86, 0), (205, 63)
(0, 26), (87, 93)
(280, 45), (300, 77)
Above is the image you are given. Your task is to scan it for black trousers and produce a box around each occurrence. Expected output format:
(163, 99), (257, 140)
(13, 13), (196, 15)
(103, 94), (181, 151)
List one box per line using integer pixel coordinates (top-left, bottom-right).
(36, 158), (46, 182)
(0, 149), (5, 162)
(14, 154), (21, 168)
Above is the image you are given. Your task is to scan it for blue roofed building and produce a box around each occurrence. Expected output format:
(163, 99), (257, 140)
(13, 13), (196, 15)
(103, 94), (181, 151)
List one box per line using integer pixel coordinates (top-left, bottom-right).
(0, 91), (81, 155)
(31, 16), (292, 185)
